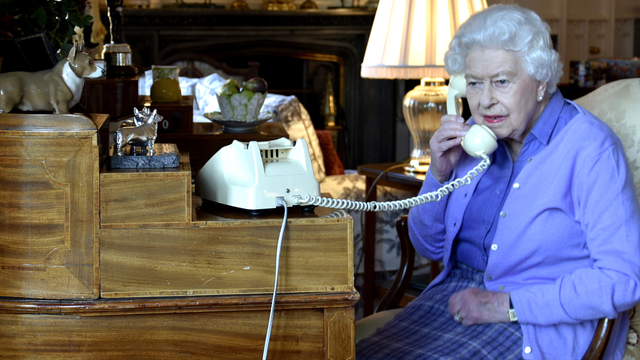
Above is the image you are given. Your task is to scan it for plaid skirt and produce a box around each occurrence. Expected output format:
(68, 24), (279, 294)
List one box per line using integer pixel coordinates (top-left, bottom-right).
(356, 263), (523, 360)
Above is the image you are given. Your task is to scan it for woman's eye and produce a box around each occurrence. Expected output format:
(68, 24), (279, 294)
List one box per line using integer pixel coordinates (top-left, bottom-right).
(495, 79), (509, 86)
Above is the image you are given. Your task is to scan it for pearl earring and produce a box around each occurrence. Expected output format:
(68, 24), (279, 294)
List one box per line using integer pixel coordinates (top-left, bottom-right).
(537, 96), (543, 102)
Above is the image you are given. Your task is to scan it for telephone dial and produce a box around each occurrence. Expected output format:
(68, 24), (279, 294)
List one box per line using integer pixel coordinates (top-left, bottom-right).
(195, 73), (498, 211)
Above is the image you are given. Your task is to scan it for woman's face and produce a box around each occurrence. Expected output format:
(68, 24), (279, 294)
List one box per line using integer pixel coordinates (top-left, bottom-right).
(464, 48), (547, 145)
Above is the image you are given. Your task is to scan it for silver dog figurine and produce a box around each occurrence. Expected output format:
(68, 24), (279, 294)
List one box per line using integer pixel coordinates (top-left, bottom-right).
(119, 107), (152, 128)
(115, 107), (160, 156)
(0, 41), (104, 114)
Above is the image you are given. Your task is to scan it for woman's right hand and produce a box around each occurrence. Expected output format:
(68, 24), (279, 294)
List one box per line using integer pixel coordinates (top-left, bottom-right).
(429, 115), (471, 183)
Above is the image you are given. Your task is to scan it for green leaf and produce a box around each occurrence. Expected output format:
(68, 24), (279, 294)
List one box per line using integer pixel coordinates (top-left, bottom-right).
(0, 0), (92, 56)
(84, 15), (93, 27)
(32, 7), (47, 28)
(69, 14), (83, 28)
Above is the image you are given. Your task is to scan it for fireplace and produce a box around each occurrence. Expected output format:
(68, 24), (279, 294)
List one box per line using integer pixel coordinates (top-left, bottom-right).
(116, 8), (397, 168)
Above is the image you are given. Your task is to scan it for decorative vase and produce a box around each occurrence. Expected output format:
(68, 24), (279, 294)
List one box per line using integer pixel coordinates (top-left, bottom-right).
(150, 65), (181, 103)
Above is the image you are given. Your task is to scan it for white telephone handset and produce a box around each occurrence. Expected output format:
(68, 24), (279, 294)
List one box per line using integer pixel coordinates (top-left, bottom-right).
(447, 73), (467, 116)
(462, 123), (498, 158)
(447, 73), (498, 158)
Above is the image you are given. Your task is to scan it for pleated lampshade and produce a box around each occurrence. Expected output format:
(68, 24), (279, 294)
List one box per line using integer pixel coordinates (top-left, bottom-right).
(361, 0), (487, 80)
(361, 0), (487, 173)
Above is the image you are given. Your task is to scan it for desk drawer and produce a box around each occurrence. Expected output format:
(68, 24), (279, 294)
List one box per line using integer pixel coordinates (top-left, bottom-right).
(99, 154), (192, 226)
(100, 217), (353, 298)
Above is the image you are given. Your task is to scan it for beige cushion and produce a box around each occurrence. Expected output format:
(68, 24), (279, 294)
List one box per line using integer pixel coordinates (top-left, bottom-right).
(574, 78), (640, 359)
(355, 308), (403, 343)
(574, 78), (640, 195)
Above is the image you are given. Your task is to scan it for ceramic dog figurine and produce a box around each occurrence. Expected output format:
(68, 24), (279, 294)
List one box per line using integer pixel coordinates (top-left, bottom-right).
(115, 108), (160, 156)
(0, 42), (104, 114)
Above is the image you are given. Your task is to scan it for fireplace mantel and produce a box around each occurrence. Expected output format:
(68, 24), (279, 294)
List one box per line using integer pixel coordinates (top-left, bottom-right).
(123, 9), (375, 28)
(117, 9), (397, 168)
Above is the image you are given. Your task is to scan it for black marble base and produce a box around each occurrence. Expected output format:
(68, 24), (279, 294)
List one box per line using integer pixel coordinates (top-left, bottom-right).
(109, 143), (180, 169)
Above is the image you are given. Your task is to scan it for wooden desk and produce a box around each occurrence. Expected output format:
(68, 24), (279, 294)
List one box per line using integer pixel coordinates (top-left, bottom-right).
(0, 114), (356, 359)
(357, 162), (423, 316)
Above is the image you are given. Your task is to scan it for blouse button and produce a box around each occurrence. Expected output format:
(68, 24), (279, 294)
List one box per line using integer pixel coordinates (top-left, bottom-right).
(500, 211), (506, 218)
(525, 346), (532, 354)
(513, 183), (520, 189)
(498, 285), (505, 291)
(491, 244), (498, 250)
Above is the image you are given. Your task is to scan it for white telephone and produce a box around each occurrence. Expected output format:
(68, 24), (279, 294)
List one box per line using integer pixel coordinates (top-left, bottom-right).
(194, 73), (497, 212)
(195, 137), (320, 211)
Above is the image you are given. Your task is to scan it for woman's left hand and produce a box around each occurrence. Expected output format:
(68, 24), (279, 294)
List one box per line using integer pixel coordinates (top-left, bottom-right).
(448, 288), (510, 325)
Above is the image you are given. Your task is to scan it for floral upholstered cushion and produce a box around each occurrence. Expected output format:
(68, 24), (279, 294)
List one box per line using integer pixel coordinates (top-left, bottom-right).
(320, 172), (430, 273)
(627, 307), (640, 359)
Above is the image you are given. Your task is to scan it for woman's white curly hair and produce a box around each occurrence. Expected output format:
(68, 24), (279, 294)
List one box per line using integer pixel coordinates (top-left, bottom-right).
(444, 4), (563, 95)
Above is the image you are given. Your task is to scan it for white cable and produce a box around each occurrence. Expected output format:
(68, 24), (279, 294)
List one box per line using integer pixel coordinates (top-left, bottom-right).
(262, 197), (288, 360)
(297, 156), (491, 212)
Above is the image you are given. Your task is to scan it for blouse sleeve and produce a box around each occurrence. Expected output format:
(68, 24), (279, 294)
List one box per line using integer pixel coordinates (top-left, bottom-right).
(408, 169), (452, 262)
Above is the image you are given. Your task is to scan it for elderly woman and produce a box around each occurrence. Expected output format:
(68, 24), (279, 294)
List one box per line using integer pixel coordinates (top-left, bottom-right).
(356, 4), (640, 360)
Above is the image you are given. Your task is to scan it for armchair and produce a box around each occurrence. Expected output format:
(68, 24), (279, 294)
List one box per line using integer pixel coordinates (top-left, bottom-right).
(356, 77), (640, 359)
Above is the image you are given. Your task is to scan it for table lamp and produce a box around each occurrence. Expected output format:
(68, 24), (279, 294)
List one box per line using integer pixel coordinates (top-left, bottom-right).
(361, 0), (486, 173)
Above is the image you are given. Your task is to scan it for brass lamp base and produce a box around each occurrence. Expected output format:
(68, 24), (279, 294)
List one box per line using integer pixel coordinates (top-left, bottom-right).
(401, 77), (450, 174)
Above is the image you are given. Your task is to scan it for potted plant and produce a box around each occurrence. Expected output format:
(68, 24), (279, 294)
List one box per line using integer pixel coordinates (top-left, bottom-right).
(0, 0), (93, 72)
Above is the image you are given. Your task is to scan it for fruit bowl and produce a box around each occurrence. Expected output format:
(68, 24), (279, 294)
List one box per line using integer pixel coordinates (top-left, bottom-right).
(216, 77), (268, 121)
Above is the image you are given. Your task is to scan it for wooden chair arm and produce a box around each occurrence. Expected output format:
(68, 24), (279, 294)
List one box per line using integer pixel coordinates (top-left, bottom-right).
(375, 215), (415, 313)
(581, 317), (615, 360)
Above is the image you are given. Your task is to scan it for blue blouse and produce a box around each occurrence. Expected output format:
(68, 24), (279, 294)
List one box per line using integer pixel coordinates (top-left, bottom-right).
(453, 92), (578, 271)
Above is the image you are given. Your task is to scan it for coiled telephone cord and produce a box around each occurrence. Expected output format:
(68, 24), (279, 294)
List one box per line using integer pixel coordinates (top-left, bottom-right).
(298, 155), (491, 211)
